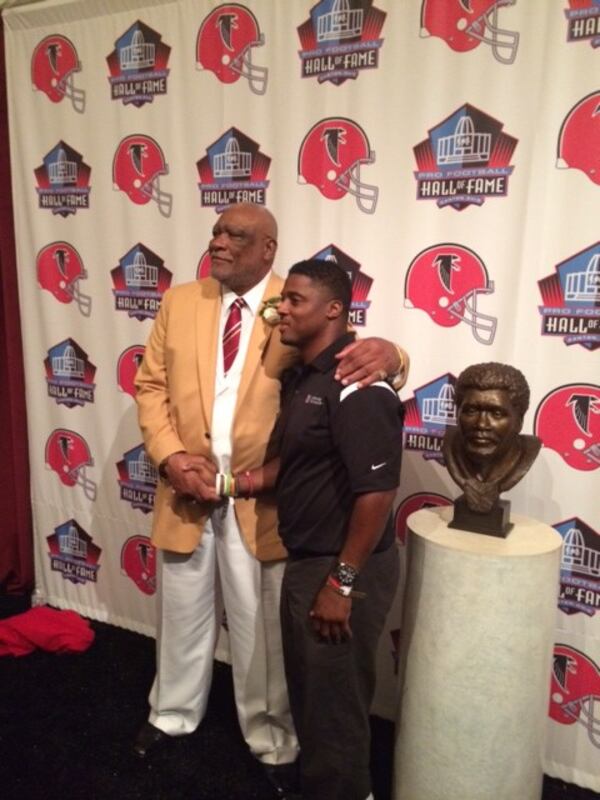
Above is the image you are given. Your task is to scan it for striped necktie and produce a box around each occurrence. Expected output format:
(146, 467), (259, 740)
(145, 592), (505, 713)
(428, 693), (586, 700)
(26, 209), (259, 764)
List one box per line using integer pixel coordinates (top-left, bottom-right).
(223, 297), (245, 375)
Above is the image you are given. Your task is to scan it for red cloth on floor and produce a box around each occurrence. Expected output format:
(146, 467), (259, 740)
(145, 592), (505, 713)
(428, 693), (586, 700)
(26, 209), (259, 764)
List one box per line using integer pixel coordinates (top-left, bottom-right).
(0, 606), (95, 656)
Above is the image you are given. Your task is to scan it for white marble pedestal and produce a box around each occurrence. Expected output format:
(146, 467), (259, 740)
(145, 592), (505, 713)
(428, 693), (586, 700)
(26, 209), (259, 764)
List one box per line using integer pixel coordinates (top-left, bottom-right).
(393, 507), (562, 800)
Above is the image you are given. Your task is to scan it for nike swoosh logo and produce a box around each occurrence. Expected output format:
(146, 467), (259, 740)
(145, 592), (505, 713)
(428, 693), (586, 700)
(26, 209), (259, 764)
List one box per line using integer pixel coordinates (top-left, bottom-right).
(371, 462), (386, 471)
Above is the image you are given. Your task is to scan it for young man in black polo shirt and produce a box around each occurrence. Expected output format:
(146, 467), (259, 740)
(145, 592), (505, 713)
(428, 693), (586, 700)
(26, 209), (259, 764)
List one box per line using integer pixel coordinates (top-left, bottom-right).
(217, 259), (403, 800)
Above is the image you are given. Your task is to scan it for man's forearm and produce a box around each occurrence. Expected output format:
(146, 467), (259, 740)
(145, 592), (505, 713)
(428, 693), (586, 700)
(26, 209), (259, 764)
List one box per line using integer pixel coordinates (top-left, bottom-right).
(235, 458), (280, 496)
(338, 490), (397, 571)
(310, 489), (397, 640)
(334, 338), (410, 389)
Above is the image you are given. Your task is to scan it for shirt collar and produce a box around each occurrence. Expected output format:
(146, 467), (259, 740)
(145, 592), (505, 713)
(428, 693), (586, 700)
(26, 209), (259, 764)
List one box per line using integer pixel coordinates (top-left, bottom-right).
(221, 270), (271, 317)
(308, 332), (356, 374)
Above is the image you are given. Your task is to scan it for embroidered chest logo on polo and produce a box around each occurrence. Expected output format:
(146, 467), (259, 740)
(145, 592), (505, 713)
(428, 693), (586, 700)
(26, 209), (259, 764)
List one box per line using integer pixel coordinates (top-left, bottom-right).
(305, 394), (323, 406)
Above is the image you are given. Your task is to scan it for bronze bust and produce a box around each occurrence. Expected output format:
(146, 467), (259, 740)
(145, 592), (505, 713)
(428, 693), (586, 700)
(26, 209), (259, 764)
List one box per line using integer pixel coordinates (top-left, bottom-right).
(442, 362), (541, 535)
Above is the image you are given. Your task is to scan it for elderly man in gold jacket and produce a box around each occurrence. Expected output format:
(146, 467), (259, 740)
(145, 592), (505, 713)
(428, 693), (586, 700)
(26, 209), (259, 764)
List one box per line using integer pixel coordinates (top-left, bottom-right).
(134, 203), (409, 795)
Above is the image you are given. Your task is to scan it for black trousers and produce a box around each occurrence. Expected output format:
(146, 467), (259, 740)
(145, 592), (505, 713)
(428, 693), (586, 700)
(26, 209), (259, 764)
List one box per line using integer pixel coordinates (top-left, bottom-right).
(280, 546), (400, 800)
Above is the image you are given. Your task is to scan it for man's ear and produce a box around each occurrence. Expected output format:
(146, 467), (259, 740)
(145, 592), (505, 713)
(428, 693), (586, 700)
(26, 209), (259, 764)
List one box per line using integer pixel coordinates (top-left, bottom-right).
(264, 237), (277, 261)
(326, 299), (344, 320)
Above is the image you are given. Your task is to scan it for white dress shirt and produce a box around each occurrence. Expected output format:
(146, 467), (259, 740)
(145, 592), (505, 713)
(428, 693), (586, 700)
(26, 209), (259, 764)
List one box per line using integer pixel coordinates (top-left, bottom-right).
(211, 271), (271, 473)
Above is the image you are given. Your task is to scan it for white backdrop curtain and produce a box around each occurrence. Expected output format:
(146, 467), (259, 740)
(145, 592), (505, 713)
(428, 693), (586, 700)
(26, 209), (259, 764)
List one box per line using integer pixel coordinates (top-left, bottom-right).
(3, 0), (599, 790)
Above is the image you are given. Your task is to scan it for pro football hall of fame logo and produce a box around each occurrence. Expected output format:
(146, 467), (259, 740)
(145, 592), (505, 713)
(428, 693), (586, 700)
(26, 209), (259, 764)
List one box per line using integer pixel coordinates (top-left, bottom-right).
(196, 127), (271, 211)
(564, 1), (600, 46)
(538, 242), (600, 351)
(47, 520), (101, 585)
(111, 243), (172, 321)
(555, 517), (600, 617)
(44, 338), (96, 408)
(34, 141), (91, 216)
(297, 0), (386, 85)
(403, 373), (457, 461)
(116, 444), (158, 514)
(312, 244), (372, 325)
(107, 20), (171, 107)
(534, 383), (600, 471)
(413, 104), (517, 210)
(405, 243), (497, 345)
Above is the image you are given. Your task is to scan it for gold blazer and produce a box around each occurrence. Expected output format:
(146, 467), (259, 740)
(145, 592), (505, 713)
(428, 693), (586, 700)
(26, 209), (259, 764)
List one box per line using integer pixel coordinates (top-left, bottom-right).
(135, 273), (295, 560)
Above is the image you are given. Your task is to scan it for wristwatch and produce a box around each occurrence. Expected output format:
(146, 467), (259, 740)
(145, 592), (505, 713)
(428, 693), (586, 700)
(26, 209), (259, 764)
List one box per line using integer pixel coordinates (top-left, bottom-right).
(331, 561), (359, 589)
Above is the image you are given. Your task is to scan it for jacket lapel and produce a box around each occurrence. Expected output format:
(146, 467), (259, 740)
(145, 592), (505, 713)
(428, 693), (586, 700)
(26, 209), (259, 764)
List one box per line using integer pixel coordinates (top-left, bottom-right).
(234, 272), (282, 414)
(195, 278), (221, 422)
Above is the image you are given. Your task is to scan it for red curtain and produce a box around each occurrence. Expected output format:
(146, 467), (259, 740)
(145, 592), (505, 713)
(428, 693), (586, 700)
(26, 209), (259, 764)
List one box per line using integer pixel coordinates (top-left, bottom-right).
(0, 18), (34, 598)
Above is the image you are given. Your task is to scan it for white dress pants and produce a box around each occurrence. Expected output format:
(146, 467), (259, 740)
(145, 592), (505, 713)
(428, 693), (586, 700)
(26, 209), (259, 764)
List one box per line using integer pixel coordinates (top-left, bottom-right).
(148, 500), (298, 765)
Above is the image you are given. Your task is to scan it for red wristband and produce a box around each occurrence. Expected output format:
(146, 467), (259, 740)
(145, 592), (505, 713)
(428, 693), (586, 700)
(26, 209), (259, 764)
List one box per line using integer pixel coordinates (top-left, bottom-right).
(326, 574), (352, 597)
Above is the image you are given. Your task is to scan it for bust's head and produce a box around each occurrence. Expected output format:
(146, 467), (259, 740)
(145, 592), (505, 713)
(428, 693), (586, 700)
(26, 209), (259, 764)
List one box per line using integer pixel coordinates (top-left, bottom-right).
(454, 362), (529, 468)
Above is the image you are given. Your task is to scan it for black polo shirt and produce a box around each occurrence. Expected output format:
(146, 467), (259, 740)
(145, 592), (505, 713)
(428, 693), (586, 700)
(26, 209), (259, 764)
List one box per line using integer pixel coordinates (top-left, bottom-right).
(274, 332), (404, 557)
